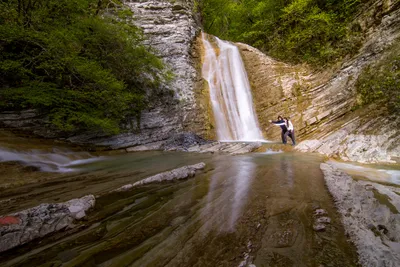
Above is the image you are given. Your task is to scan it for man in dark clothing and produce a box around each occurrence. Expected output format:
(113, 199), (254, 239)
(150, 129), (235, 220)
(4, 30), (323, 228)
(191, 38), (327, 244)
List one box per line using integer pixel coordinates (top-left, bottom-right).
(269, 116), (288, 144)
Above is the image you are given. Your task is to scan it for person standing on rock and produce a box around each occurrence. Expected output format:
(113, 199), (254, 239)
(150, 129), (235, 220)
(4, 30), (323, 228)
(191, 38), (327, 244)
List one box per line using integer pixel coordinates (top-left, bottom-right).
(269, 116), (288, 144)
(284, 117), (296, 146)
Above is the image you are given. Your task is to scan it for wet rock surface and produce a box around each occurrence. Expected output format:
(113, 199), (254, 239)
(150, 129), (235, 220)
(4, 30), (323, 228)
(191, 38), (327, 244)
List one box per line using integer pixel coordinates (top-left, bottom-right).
(0, 195), (95, 253)
(114, 162), (206, 192)
(296, 115), (400, 163)
(321, 162), (400, 266)
(126, 132), (262, 155)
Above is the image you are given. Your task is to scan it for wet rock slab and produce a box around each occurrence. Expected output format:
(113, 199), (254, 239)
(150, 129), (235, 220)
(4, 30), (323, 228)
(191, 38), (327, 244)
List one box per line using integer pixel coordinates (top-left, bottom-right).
(320, 162), (400, 266)
(187, 141), (262, 155)
(126, 135), (262, 155)
(0, 195), (95, 253)
(114, 162), (206, 192)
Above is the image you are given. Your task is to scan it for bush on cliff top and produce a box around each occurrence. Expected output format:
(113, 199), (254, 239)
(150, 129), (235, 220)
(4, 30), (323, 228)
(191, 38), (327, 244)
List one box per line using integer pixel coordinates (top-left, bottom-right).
(356, 42), (400, 113)
(0, 0), (167, 134)
(196, 0), (363, 66)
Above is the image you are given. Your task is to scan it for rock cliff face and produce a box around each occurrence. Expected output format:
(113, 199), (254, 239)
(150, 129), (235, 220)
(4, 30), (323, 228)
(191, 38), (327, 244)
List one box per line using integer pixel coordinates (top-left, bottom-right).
(238, 0), (400, 163)
(67, 0), (202, 149)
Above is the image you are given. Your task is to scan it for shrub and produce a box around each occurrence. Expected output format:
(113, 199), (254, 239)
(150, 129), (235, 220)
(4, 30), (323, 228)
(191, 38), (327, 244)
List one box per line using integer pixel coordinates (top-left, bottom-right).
(196, 0), (363, 66)
(356, 45), (400, 112)
(0, 0), (167, 134)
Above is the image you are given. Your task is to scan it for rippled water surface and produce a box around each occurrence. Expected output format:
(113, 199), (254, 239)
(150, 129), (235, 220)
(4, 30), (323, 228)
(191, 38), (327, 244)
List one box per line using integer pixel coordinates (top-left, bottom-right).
(0, 146), (359, 266)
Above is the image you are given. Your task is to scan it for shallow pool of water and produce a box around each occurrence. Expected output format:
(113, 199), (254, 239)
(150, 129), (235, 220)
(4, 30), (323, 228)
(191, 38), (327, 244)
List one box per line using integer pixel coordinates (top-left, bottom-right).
(0, 150), (358, 266)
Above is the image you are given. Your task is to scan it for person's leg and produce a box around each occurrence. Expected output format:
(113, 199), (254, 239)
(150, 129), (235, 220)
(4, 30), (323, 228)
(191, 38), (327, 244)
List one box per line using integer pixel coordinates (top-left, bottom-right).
(283, 130), (289, 144)
(281, 130), (287, 144)
(289, 130), (296, 145)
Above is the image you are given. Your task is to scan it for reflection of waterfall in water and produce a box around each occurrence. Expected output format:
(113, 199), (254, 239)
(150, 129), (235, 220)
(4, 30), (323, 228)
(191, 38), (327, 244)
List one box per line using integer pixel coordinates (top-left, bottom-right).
(280, 155), (294, 188)
(228, 159), (256, 230)
(0, 147), (102, 172)
(201, 33), (264, 142)
(201, 157), (256, 232)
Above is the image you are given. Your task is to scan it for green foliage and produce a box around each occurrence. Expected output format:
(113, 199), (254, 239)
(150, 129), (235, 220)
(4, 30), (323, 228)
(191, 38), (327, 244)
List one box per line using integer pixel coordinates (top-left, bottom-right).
(0, 0), (167, 134)
(356, 44), (400, 112)
(196, 0), (363, 66)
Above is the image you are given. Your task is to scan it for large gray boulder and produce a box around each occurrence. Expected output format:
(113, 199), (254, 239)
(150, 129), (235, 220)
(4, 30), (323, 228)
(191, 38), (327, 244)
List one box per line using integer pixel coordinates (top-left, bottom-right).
(0, 195), (95, 253)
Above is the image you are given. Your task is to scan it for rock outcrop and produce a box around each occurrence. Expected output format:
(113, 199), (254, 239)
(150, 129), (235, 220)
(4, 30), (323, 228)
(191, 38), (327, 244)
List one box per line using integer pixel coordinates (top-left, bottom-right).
(296, 114), (400, 163)
(0, 195), (95, 253)
(238, 0), (400, 163)
(114, 162), (206, 192)
(320, 162), (400, 266)
(125, 132), (262, 155)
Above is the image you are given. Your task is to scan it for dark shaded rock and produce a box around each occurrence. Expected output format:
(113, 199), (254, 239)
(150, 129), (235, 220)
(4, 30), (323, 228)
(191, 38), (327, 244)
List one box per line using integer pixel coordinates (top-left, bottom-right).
(377, 224), (389, 235)
(316, 217), (331, 224)
(315, 209), (328, 216)
(163, 132), (211, 151)
(313, 224), (326, 232)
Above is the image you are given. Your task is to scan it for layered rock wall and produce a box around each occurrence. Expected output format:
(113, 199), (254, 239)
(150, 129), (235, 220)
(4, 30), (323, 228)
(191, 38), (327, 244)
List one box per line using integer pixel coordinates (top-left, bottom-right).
(239, 0), (400, 163)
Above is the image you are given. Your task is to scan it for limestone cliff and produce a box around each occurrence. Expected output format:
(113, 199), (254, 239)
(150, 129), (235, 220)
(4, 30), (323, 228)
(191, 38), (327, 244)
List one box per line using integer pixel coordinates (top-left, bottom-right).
(238, 0), (400, 164)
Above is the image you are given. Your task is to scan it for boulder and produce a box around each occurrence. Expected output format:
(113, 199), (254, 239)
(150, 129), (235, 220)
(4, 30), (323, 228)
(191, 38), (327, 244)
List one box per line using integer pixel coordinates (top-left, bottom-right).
(0, 195), (95, 253)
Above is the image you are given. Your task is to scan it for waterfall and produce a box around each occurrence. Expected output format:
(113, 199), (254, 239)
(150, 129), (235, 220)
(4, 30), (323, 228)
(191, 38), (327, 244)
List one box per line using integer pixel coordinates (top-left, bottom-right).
(201, 33), (264, 141)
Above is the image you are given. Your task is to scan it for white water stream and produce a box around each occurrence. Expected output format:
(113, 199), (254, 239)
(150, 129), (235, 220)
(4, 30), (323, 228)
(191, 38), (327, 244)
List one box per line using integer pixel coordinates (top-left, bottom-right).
(0, 147), (102, 172)
(201, 33), (264, 141)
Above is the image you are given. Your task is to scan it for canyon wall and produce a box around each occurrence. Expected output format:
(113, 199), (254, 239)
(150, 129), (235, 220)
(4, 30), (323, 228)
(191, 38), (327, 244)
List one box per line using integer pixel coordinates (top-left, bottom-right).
(0, 0), (399, 163)
(238, 0), (400, 163)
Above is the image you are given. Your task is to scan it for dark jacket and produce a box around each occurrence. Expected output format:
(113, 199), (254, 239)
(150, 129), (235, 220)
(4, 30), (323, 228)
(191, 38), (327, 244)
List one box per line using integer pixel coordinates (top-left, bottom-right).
(272, 119), (288, 131)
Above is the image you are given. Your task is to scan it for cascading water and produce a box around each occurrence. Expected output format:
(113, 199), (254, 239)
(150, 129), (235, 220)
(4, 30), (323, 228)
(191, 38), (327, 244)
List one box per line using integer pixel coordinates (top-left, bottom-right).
(201, 33), (264, 141)
(0, 147), (103, 172)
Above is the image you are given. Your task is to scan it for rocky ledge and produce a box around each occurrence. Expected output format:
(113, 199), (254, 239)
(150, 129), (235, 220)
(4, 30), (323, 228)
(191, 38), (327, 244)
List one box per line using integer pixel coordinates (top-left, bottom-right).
(320, 162), (400, 266)
(0, 195), (95, 253)
(296, 115), (400, 164)
(125, 132), (262, 155)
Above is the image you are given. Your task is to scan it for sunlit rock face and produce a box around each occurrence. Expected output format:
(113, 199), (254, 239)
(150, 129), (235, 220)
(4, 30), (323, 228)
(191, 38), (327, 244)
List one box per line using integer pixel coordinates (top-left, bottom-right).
(237, 0), (400, 163)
